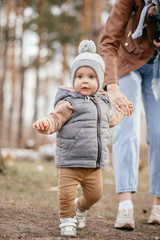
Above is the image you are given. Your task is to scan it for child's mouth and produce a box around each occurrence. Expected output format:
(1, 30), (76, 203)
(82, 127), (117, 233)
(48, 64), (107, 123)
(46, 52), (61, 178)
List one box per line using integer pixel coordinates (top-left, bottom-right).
(82, 87), (89, 90)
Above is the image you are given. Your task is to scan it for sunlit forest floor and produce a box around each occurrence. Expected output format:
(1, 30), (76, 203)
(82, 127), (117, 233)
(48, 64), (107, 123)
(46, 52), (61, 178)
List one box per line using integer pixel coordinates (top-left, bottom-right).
(0, 152), (160, 240)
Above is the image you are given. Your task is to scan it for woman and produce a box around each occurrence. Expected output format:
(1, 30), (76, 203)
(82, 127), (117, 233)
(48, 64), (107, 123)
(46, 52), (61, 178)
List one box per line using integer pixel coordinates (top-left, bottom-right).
(100, 0), (160, 230)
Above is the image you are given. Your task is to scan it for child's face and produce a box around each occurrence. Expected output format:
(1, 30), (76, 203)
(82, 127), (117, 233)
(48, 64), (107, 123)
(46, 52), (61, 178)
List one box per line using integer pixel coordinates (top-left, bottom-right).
(74, 67), (98, 96)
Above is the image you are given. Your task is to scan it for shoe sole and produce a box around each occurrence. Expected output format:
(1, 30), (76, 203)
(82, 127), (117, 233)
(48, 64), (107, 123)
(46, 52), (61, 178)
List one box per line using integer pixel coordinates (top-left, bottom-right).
(148, 219), (160, 224)
(61, 232), (76, 237)
(77, 224), (85, 229)
(61, 235), (76, 237)
(114, 222), (135, 230)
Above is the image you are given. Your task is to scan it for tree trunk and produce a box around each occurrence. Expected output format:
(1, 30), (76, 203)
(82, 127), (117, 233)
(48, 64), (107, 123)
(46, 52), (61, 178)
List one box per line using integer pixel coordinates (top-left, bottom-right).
(0, 0), (11, 171)
(91, 0), (104, 47)
(81, 0), (104, 45)
(8, 1), (18, 146)
(59, 44), (67, 86)
(43, 75), (49, 116)
(33, 0), (46, 123)
(18, 66), (25, 147)
(32, 0), (46, 146)
(33, 32), (42, 124)
(0, 1), (5, 171)
(17, 1), (27, 147)
(81, 0), (92, 39)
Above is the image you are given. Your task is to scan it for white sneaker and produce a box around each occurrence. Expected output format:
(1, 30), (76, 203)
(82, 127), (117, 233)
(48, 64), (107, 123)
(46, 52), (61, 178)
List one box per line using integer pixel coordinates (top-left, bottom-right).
(114, 208), (135, 230)
(60, 217), (77, 237)
(148, 205), (160, 224)
(74, 198), (87, 228)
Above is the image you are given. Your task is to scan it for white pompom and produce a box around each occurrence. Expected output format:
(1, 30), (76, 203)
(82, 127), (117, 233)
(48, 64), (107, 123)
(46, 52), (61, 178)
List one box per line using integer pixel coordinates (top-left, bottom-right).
(78, 40), (96, 54)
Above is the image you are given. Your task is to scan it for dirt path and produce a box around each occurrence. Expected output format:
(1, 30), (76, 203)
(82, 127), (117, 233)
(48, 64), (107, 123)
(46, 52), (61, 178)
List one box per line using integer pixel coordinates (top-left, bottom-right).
(0, 161), (160, 240)
(0, 196), (160, 240)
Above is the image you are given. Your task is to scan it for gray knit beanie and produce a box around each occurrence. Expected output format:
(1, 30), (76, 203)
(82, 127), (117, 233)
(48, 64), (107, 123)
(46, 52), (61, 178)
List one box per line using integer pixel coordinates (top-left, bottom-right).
(71, 40), (105, 92)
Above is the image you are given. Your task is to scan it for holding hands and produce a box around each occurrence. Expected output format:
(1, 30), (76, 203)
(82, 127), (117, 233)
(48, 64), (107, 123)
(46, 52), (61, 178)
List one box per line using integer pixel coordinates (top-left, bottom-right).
(107, 83), (134, 116)
(32, 118), (49, 131)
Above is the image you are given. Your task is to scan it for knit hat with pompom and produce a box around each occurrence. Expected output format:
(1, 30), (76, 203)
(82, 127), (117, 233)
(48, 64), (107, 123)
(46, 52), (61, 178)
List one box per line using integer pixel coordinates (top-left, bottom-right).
(71, 40), (105, 92)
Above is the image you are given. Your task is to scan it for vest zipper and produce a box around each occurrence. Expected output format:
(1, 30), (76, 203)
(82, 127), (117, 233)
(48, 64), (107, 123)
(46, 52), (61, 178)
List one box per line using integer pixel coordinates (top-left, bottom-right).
(91, 98), (101, 167)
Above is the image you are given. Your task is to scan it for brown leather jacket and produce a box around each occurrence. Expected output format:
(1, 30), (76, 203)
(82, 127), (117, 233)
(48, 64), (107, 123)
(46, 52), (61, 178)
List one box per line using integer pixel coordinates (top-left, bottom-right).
(100, 0), (156, 89)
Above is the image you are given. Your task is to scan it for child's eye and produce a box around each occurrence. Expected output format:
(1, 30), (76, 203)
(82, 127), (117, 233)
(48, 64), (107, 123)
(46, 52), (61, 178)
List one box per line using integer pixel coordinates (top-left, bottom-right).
(77, 75), (82, 79)
(89, 75), (95, 79)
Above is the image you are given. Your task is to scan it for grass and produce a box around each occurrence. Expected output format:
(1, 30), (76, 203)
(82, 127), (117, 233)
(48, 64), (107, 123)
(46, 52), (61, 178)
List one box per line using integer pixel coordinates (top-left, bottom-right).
(0, 160), (58, 210)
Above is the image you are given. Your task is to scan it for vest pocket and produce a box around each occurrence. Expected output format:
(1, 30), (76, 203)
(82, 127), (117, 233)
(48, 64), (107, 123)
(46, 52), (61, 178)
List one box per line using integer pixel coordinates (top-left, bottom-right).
(67, 128), (84, 150)
(56, 128), (84, 150)
(68, 128), (97, 161)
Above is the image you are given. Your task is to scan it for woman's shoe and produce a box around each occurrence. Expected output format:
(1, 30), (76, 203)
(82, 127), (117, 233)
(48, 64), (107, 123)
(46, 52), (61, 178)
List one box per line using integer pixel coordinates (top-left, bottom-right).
(148, 205), (160, 224)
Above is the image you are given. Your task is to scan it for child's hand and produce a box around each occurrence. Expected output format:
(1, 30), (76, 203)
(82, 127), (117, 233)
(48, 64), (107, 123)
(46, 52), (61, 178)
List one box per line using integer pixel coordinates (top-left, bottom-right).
(118, 101), (134, 116)
(128, 101), (134, 115)
(32, 118), (49, 131)
(153, 39), (160, 50)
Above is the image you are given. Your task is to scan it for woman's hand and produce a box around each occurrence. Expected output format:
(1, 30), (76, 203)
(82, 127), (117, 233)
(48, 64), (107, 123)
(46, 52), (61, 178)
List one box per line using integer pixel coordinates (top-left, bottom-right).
(107, 83), (134, 116)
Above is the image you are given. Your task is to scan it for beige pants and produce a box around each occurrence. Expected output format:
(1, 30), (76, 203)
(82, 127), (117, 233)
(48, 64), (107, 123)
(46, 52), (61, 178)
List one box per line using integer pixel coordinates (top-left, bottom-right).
(57, 167), (103, 218)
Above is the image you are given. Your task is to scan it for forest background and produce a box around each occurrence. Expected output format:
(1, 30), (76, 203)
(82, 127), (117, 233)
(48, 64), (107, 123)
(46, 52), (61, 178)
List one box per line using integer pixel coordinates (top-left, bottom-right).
(0, 0), (147, 171)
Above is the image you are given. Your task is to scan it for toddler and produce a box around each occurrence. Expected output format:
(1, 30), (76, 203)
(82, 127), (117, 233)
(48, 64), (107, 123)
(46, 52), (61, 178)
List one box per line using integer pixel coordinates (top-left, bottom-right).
(33, 40), (133, 237)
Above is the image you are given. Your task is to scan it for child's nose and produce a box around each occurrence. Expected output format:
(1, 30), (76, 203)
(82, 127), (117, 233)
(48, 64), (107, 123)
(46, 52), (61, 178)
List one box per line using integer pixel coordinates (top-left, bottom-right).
(82, 77), (88, 83)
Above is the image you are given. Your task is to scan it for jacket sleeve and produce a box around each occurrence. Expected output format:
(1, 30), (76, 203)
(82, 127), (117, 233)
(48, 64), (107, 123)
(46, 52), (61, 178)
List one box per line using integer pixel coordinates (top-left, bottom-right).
(109, 109), (125, 128)
(100, 0), (134, 88)
(37, 100), (74, 134)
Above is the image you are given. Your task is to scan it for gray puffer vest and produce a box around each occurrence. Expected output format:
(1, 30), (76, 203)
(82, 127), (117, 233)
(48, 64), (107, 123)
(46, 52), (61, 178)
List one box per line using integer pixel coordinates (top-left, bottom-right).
(54, 87), (112, 168)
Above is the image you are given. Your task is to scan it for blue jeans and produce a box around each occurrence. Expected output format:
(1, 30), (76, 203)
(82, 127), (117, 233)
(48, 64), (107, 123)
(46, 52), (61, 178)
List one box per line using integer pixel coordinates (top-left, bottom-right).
(113, 63), (160, 197)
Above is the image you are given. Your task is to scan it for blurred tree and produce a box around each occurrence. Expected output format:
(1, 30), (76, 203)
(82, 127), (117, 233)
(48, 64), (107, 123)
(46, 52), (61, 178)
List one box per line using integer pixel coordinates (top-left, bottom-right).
(105, 0), (114, 13)
(17, 0), (28, 147)
(4, 0), (83, 146)
(55, 0), (83, 85)
(0, 0), (3, 171)
(33, 0), (46, 125)
(0, 0), (113, 150)
(23, 0), (83, 125)
(7, 0), (18, 145)
(81, 0), (104, 47)
(0, 0), (11, 171)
